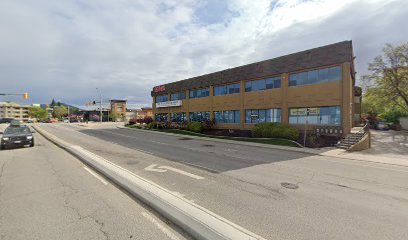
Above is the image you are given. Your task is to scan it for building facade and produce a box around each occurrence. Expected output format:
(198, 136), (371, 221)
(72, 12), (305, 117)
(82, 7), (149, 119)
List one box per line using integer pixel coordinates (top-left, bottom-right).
(110, 100), (127, 121)
(0, 102), (30, 122)
(151, 41), (359, 136)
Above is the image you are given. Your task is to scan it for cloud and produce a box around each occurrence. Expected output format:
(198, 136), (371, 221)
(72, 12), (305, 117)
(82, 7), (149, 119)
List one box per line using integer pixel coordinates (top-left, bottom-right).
(0, 0), (407, 108)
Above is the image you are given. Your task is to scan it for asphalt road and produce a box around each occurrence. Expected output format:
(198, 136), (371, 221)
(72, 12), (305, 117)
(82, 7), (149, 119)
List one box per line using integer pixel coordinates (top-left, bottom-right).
(0, 124), (190, 240)
(37, 123), (408, 240)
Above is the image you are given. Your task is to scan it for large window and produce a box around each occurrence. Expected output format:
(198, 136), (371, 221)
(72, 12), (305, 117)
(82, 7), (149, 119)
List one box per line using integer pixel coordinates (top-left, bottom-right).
(214, 110), (240, 124)
(245, 76), (281, 92)
(171, 92), (186, 101)
(155, 113), (168, 122)
(289, 66), (341, 86)
(214, 83), (240, 96)
(288, 106), (341, 125)
(245, 109), (281, 123)
(156, 95), (168, 103)
(189, 88), (209, 99)
(171, 112), (187, 122)
(189, 112), (210, 122)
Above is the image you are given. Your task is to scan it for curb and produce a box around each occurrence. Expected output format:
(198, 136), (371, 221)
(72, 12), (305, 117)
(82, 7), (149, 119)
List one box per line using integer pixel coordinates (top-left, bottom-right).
(33, 125), (267, 240)
(119, 126), (321, 155)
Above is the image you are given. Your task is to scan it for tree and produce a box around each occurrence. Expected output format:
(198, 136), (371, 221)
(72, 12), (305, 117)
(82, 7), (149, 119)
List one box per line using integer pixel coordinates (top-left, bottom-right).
(50, 99), (56, 107)
(53, 106), (68, 119)
(110, 111), (121, 122)
(362, 42), (408, 112)
(28, 107), (48, 121)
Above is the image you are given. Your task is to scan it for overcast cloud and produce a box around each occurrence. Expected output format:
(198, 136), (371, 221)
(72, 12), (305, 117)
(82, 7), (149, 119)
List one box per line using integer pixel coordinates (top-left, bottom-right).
(0, 0), (407, 108)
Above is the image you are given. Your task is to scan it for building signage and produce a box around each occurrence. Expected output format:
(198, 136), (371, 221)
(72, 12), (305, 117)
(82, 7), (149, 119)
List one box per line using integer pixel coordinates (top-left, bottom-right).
(156, 100), (182, 108)
(154, 85), (166, 93)
(290, 108), (320, 116)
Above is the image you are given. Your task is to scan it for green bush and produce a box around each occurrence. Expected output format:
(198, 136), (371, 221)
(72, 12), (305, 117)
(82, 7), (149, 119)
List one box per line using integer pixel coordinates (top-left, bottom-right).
(147, 122), (159, 129)
(187, 121), (203, 133)
(252, 123), (299, 140)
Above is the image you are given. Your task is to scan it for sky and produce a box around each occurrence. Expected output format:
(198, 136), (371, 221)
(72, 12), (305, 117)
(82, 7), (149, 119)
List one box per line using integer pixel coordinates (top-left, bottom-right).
(0, 0), (407, 109)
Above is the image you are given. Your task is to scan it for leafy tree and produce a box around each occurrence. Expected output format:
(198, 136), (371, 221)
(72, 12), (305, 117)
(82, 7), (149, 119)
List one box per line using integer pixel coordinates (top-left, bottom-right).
(28, 107), (48, 121)
(362, 42), (408, 112)
(52, 106), (68, 119)
(110, 111), (121, 122)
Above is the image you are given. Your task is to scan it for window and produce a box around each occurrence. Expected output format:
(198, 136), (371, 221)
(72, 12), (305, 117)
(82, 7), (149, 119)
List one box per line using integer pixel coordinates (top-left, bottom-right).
(245, 109), (281, 123)
(214, 83), (240, 96)
(156, 95), (168, 103)
(289, 66), (341, 86)
(189, 88), (209, 99)
(189, 112), (210, 122)
(171, 92), (186, 101)
(245, 76), (281, 92)
(214, 110), (240, 124)
(170, 112), (187, 122)
(288, 106), (341, 125)
(155, 113), (168, 122)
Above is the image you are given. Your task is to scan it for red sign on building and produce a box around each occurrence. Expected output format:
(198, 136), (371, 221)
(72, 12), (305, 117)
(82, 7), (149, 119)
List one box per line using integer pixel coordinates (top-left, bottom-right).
(154, 85), (166, 93)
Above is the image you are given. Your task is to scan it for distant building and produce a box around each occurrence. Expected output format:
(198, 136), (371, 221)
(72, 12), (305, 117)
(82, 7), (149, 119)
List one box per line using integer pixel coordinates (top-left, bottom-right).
(0, 102), (30, 122)
(125, 107), (153, 121)
(110, 100), (127, 121)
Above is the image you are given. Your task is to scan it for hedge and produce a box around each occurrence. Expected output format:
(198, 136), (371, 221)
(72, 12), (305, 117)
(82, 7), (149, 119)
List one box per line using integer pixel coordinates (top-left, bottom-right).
(252, 123), (299, 141)
(187, 121), (203, 133)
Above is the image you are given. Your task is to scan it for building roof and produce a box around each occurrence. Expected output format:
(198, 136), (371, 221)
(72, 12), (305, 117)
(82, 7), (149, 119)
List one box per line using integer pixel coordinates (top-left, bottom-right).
(0, 102), (30, 107)
(152, 41), (354, 96)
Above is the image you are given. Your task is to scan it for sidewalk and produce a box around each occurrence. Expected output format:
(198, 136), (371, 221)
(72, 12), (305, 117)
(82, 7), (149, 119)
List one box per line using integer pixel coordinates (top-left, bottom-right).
(120, 126), (408, 167)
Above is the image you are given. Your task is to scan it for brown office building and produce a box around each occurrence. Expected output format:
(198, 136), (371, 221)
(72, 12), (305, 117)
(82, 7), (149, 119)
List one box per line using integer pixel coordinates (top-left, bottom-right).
(151, 41), (360, 136)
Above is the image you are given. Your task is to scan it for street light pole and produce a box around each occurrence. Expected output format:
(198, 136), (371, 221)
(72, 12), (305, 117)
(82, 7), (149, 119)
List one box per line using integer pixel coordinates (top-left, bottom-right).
(96, 88), (102, 123)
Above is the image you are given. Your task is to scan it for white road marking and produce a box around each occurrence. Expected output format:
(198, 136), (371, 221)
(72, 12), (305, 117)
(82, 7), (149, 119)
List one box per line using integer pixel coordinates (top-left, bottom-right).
(83, 166), (108, 185)
(149, 140), (169, 145)
(144, 164), (204, 180)
(159, 166), (204, 180)
(141, 212), (181, 240)
(145, 164), (167, 172)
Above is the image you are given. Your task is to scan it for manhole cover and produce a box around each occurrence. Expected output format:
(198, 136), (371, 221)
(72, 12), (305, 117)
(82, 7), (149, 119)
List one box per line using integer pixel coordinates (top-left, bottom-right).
(202, 144), (214, 147)
(179, 137), (193, 140)
(281, 182), (299, 189)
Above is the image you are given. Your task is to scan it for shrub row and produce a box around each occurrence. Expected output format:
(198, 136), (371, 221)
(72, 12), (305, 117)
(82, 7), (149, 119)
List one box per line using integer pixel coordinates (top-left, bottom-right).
(252, 123), (299, 141)
(187, 121), (203, 133)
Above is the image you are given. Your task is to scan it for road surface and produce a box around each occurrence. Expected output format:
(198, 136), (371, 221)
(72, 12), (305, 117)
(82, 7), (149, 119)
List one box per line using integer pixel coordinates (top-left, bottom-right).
(0, 124), (190, 240)
(36, 123), (408, 240)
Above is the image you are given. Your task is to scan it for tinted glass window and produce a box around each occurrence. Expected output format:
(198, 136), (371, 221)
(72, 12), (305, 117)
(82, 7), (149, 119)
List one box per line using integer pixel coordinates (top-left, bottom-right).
(289, 66), (341, 86)
(245, 109), (281, 123)
(156, 95), (168, 103)
(4, 127), (30, 135)
(190, 88), (209, 99)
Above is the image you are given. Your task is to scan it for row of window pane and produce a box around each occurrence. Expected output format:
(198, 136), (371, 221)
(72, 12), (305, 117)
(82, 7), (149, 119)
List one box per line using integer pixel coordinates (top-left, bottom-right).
(245, 109), (281, 123)
(245, 77), (281, 92)
(155, 113), (168, 122)
(189, 112), (210, 122)
(189, 88), (209, 99)
(289, 66), (341, 86)
(156, 95), (168, 103)
(214, 110), (240, 124)
(171, 112), (187, 122)
(171, 92), (186, 101)
(288, 106), (341, 125)
(214, 83), (240, 96)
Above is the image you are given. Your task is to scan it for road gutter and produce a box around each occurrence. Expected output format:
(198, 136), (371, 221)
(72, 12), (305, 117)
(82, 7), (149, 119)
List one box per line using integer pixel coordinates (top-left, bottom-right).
(33, 125), (268, 240)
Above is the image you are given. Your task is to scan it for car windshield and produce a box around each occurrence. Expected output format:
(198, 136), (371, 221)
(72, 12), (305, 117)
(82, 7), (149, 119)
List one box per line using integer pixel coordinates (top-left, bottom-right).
(4, 127), (30, 135)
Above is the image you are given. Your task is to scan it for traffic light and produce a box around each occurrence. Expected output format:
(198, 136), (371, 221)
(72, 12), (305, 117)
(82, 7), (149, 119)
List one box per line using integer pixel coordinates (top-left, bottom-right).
(23, 92), (28, 99)
(93, 101), (96, 105)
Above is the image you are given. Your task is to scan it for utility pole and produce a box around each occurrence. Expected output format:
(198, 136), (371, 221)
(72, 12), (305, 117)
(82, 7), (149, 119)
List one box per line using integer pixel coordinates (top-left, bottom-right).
(67, 105), (70, 122)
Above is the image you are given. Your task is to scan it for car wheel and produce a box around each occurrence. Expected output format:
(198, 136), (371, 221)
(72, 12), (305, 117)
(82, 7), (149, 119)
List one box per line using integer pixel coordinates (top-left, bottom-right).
(30, 141), (34, 147)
